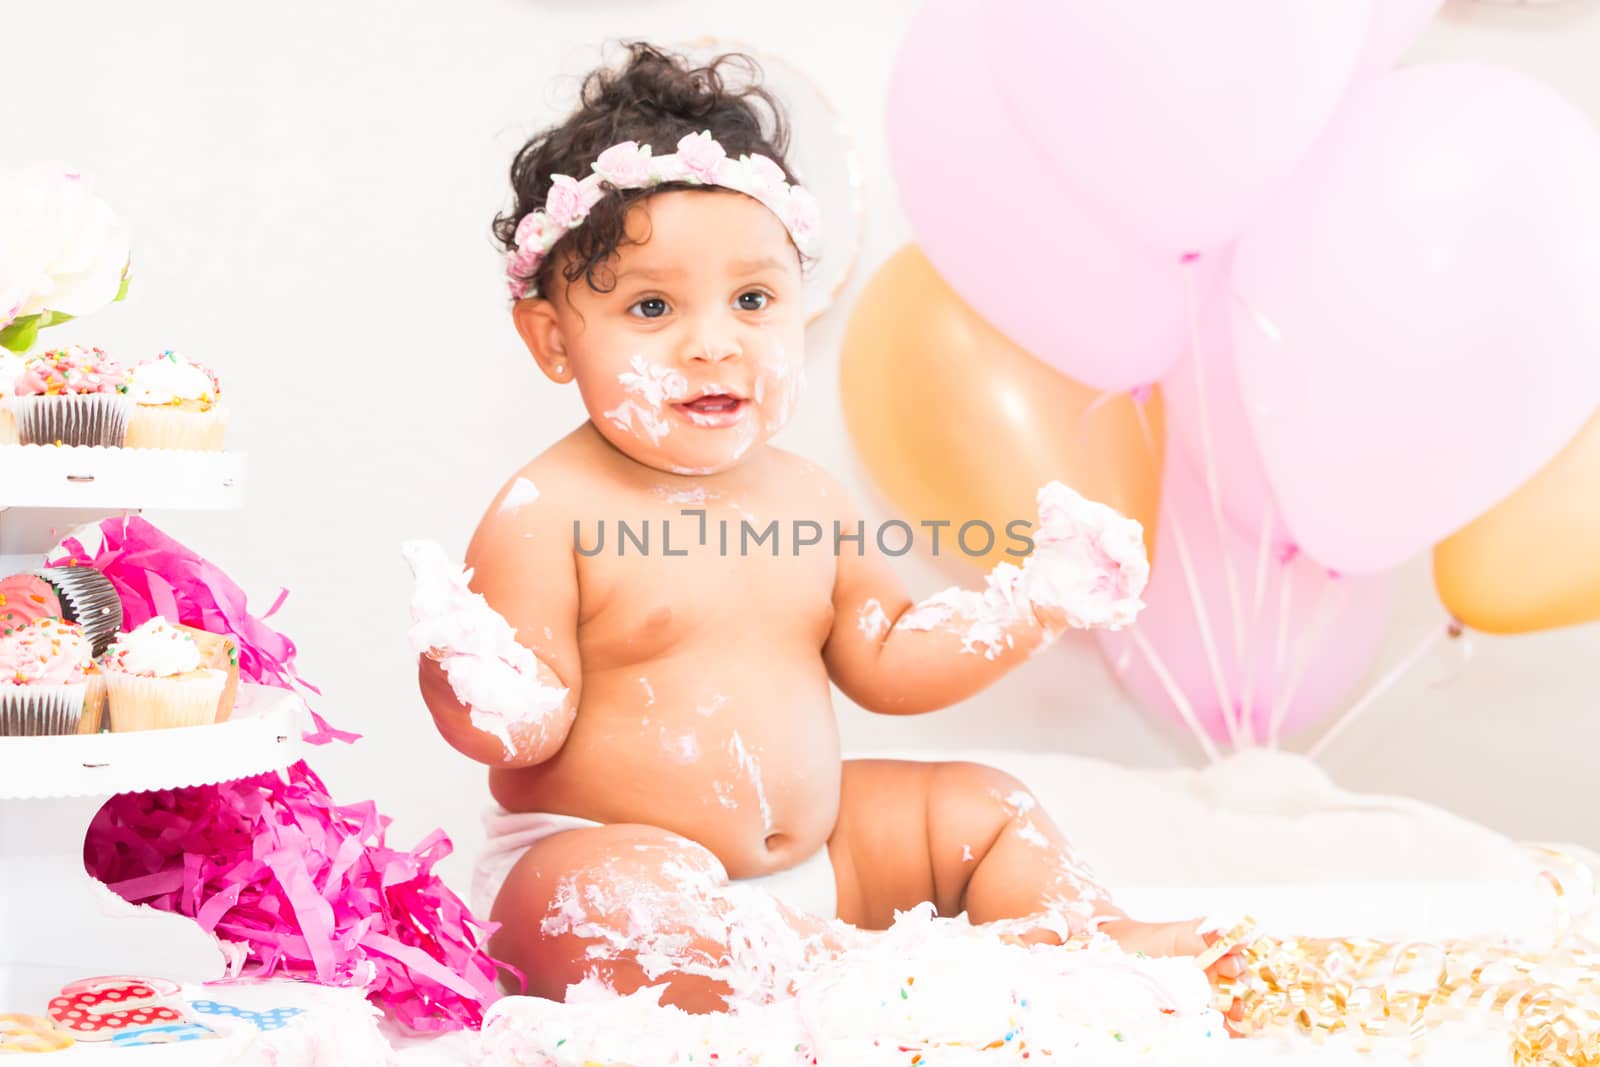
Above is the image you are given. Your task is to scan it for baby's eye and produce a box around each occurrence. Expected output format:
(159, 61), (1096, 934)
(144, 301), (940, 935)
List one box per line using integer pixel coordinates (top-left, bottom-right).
(735, 291), (769, 312)
(629, 297), (670, 319)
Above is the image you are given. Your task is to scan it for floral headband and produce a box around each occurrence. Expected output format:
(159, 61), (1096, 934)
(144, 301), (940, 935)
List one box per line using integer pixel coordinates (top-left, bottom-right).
(505, 130), (822, 299)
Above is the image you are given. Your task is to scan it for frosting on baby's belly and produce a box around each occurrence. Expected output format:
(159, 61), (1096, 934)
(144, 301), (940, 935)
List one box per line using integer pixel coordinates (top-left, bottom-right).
(490, 655), (842, 879)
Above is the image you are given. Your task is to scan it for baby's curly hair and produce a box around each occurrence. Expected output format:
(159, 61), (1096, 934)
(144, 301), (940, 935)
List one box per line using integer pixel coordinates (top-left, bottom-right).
(494, 42), (797, 300)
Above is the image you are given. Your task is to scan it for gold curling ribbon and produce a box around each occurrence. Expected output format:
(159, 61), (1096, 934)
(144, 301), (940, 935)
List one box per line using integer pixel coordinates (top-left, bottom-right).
(1217, 847), (1600, 1064)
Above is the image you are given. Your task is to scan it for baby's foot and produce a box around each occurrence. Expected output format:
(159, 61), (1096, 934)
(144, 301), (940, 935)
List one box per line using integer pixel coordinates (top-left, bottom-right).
(1100, 917), (1246, 1033)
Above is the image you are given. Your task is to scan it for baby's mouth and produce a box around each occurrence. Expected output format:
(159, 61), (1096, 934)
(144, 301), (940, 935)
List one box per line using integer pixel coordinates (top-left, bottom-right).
(673, 393), (748, 428)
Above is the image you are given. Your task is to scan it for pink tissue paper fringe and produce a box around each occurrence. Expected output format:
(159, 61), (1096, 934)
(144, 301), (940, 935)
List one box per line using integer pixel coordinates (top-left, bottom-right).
(53, 515), (508, 1032)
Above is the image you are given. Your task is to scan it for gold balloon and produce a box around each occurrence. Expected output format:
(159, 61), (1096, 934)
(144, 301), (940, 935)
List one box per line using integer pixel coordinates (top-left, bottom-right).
(1434, 406), (1600, 635)
(838, 244), (1163, 573)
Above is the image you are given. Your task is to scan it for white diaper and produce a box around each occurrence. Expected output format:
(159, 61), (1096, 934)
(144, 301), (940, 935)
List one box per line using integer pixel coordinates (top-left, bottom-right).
(471, 806), (839, 922)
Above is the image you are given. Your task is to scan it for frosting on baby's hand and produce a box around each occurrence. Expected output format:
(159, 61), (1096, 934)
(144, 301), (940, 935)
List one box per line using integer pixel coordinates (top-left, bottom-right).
(1021, 481), (1148, 632)
(402, 539), (568, 757)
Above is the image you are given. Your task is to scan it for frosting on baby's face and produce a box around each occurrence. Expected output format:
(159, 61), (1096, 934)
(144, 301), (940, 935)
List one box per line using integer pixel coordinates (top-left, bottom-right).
(539, 190), (807, 476)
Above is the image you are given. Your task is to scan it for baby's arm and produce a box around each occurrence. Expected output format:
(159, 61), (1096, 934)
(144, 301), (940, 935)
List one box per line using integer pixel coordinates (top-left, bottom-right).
(409, 474), (582, 767)
(823, 481), (1148, 716)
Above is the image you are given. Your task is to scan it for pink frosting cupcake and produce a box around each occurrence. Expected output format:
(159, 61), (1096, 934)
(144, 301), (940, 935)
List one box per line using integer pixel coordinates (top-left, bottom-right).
(0, 575), (63, 637)
(8, 345), (132, 447)
(0, 617), (94, 735)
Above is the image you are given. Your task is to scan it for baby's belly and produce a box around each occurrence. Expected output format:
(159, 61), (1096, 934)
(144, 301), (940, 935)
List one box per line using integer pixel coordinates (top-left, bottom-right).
(488, 651), (842, 879)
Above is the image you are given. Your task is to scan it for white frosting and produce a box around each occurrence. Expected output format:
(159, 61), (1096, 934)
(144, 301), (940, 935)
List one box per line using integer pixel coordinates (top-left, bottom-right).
(102, 617), (202, 677)
(728, 729), (774, 833)
(125, 350), (217, 406)
(0, 351), (25, 398)
(857, 597), (890, 642)
(537, 839), (834, 1008)
(481, 903), (1227, 1065)
(232, 985), (398, 1066)
(1023, 482), (1149, 631)
(499, 476), (540, 513)
(604, 354), (688, 446)
(893, 483), (1148, 659)
(401, 539), (569, 759)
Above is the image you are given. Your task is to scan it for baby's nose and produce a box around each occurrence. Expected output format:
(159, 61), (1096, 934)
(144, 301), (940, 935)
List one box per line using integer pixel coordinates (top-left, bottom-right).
(690, 336), (742, 363)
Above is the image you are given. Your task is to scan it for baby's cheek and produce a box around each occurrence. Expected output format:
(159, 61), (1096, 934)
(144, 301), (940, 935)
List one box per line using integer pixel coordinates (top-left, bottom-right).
(756, 344), (806, 435)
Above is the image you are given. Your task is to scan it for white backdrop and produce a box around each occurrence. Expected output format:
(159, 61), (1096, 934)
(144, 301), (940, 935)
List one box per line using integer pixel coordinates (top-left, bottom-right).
(7, 0), (1599, 894)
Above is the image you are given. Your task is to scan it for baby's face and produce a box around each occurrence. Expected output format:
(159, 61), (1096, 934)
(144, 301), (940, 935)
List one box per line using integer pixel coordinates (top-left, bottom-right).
(549, 190), (807, 475)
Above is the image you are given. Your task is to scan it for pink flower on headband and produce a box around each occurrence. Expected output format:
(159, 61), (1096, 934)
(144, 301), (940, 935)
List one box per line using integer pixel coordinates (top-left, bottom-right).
(782, 186), (822, 248)
(592, 141), (655, 187)
(505, 248), (542, 297)
(514, 212), (552, 252)
(739, 154), (788, 200)
(545, 175), (589, 229)
(676, 130), (726, 184)
(502, 134), (820, 299)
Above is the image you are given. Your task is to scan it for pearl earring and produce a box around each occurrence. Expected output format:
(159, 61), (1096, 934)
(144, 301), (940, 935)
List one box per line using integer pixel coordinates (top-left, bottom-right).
(554, 361), (566, 376)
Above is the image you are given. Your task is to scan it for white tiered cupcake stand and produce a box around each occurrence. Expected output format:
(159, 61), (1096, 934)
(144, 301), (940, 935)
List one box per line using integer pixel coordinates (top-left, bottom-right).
(0, 444), (306, 1015)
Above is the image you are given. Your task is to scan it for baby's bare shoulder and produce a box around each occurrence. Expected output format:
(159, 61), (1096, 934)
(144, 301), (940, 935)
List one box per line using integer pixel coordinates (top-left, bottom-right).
(759, 446), (860, 516)
(468, 437), (595, 563)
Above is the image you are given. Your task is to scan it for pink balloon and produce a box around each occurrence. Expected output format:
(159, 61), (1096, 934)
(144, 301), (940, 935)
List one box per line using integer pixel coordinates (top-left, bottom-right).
(982, 0), (1373, 255)
(1231, 64), (1600, 574)
(1098, 451), (1393, 744)
(1161, 257), (1294, 558)
(887, 0), (1186, 392)
(1354, 0), (1443, 78)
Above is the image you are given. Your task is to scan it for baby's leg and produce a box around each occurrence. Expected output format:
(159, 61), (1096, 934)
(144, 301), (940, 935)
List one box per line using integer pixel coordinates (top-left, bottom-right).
(489, 822), (844, 1012)
(830, 759), (1116, 933)
(831, 760), (1220, 958)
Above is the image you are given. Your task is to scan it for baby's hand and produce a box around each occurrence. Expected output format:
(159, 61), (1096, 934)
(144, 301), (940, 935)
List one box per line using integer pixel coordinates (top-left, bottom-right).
(1018, 482), (1149, 632)
(402, 539), (569, 758)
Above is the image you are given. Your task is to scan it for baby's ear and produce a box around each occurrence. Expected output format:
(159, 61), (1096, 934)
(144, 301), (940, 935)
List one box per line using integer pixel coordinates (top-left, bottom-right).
(513, 298), (572, 384)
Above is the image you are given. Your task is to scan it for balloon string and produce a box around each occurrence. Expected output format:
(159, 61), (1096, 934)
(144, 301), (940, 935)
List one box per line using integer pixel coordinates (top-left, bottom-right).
(1128, 625), (1222, 764)
(1268, 578), (1346, 747)
(1133, 399), (1243, 750)
(1306, 619), (1461, 761)
(1239, 502), (1277, 746)
(1270, 566), (1294, 749)
(1183, 260), (1251, 745)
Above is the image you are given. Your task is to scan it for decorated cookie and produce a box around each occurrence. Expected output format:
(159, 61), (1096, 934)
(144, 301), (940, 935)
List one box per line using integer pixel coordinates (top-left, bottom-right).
(47, 978), (186, 1041)
(111, 1022), (217, 1046)
(0, 1014), (74, 1053)
(60, 974), (182, 999)
(189, 1000), (305, 1031)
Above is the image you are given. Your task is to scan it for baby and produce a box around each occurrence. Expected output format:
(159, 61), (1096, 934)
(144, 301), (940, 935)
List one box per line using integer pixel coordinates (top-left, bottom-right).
(410, 44), (1242, 1020)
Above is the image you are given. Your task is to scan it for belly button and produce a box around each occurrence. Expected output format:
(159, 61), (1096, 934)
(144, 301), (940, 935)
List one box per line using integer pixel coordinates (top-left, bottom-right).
(764, 832), (789, 853)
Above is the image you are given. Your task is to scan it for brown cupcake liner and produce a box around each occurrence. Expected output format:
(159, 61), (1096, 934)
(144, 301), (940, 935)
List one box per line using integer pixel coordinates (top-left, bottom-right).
(31, 567), (123, 657)
(0, 683), (88, 736)
(8, 394), (132, 448)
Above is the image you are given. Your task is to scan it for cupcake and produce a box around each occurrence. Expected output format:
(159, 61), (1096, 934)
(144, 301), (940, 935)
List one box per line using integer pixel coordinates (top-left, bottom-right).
(0, 350), (25, 445)
(100, 617), (228, 731)
(123, 350), (226, 451)
(28, 568), (123, 656)
(8, 345), (131, 447)
(0, 617), (93, 736)
(0, 574), (63, 636)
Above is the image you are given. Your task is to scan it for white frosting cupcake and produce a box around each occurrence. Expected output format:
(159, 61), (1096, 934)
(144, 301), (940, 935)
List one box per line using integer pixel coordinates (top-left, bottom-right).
(124, 350), (227, 451)
(100, 618), (226, 730)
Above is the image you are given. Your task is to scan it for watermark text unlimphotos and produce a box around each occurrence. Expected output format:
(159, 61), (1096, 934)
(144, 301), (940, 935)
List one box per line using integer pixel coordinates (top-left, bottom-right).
(573, 511), (1037, 558)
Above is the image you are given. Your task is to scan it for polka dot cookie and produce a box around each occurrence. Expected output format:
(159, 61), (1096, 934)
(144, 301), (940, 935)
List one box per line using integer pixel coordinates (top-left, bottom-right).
(189, 1000), (305, 1031)
(47, 979), (185, 1041)
(111, 1023), (217, 1046)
